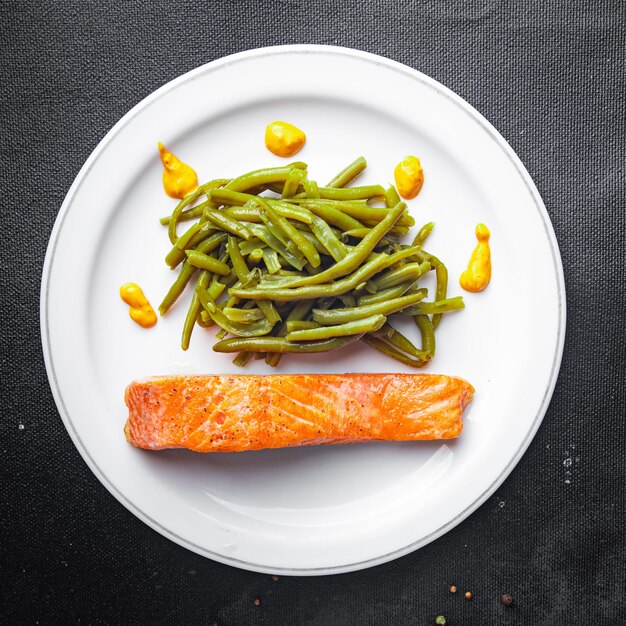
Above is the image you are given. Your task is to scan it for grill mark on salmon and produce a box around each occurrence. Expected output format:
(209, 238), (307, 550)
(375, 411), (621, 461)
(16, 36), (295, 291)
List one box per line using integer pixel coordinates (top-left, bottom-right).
(124, 373), (474, 453)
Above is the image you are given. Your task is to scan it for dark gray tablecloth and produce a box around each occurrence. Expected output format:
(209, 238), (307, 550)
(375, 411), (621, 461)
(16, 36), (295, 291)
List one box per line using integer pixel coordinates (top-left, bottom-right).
(2, 1), (624, 624)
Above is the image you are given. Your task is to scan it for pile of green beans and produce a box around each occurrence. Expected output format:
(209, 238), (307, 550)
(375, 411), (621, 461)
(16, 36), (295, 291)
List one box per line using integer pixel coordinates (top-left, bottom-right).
(158, 157), (463, 367)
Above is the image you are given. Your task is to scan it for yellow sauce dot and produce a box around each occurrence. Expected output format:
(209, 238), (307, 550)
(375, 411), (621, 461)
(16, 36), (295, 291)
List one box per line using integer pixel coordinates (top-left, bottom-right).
(158, 142), (198, 199)
(265, 121), (306, 157)
(120, 283), (157, 328)
(394, 156), (424, 200)
(460, 224), (492, 293)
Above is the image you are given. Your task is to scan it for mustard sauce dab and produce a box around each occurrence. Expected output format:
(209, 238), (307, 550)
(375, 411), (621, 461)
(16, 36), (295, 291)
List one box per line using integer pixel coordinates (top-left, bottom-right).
(394, 156), (424, 200)
(265, 121), (306, 157)
(460, 224), (492, 292)
(120, 283), (157, 328)
(158, 142), (198, 199)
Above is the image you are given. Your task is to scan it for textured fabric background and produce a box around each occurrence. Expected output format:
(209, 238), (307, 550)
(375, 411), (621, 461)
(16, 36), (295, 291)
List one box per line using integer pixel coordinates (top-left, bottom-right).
(1, 1), (624, 624)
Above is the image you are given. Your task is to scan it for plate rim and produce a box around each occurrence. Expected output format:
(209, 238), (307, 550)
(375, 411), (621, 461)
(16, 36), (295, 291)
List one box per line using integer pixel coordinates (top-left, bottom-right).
(40, 44), (567, 575)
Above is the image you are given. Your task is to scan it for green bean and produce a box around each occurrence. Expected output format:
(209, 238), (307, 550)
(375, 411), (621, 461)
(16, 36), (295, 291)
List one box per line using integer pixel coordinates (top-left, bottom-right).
(212, 193), (262, 217)
(309, 217), (348, 261)
(159, 163), (460, 368)
(162, 199), (215, 227)
(286, 314), (386, 341)
(223, 205), (263, 223)
(212, 191), (315, 224)
(384, 184), (401, 208)
(361, 335), (429, 368)
(181, 270), (210, 350)
(237, 238), (265, 255)
(305, 260), (325, 274)
(432, 264), (448, 328)
(185, 250), (231, 275)
(414, 314), (436, 357)
(208, 278), (226, 301)
(257, 300), (281, 325)
(196, 308), (213, 328)
(312, 291), (426, 326)
(174, 222), (204, 249)
(341, 228), (402, 241)
(341, 228), (375, 240)
(262, 248), (281, 274)
(326, 157), (367, 188)
(199, 278), (227, 317)
(282, 169), (304, 198)
(197, 287), (274, 337)
(407, 246), (448, 328)
(223, 307), (265, 323)
(160, 179), (230, 225)
(362, 214), (414, 229)
(160, 201), (208, 226)
(287, 197), (366, 207)
(285, 320), (320, 332)
(373, 322), (433, 361)
(209, 189), (260, 207)
(265, 300), (315, 367)
(340, 294), (358, 307)
(203, 207), (253, 240)
(317, 294), (357, 310)
(269, 200), (315, 224)
(316, 185), (385, 201)
(233, 246), (420, 301)
(258, 273), (308, 287)
(257, 202), (407, 289)
(232, 351), (254, 367)
(289, 198), (376, 221)
(256, 198), (320, 267)
(258, 211), (290, 247)
(247, 248), (264, 264)
(298, 202), (364, 231)
(357, 283), (424, 306)
(166, 222), (210, 267)
(165, 221), (217, 268)
(213, 334), (363, 354)
(262, 181), (286, 194)
(372, 261), (431, 291)
(287, 300), (315, 321)
(161, 210), (191, 227)
(224, 166), (305, 193)
(295, 229), (328, 255)
(244, 267), (263, 288)
(403, 296), (465, 316)
(210, 250), (238, 289)
(330, 204), (415, 227)
(413, 222), (435, 246)
(219, 268), (238, 288)
(246, 223), (306, 270)
(367, 315), (435, 360)
(167, 187), (208, 244)
(303, 177), (320, 198)
(315, 297), (335, 310)
(159, 261), (197, 315)
(226, 236), (250, 283)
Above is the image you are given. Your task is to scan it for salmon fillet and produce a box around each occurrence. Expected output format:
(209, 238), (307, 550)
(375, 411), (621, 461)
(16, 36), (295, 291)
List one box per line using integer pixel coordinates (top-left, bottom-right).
(124, 374), (474, 453)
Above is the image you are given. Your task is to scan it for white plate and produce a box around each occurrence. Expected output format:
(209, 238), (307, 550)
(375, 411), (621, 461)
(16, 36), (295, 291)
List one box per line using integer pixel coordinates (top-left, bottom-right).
(41, 45), (565, 575)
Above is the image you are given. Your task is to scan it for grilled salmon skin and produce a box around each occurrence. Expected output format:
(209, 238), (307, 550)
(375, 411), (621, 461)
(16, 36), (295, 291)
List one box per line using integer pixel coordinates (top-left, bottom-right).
(124, 374), (474, 453)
